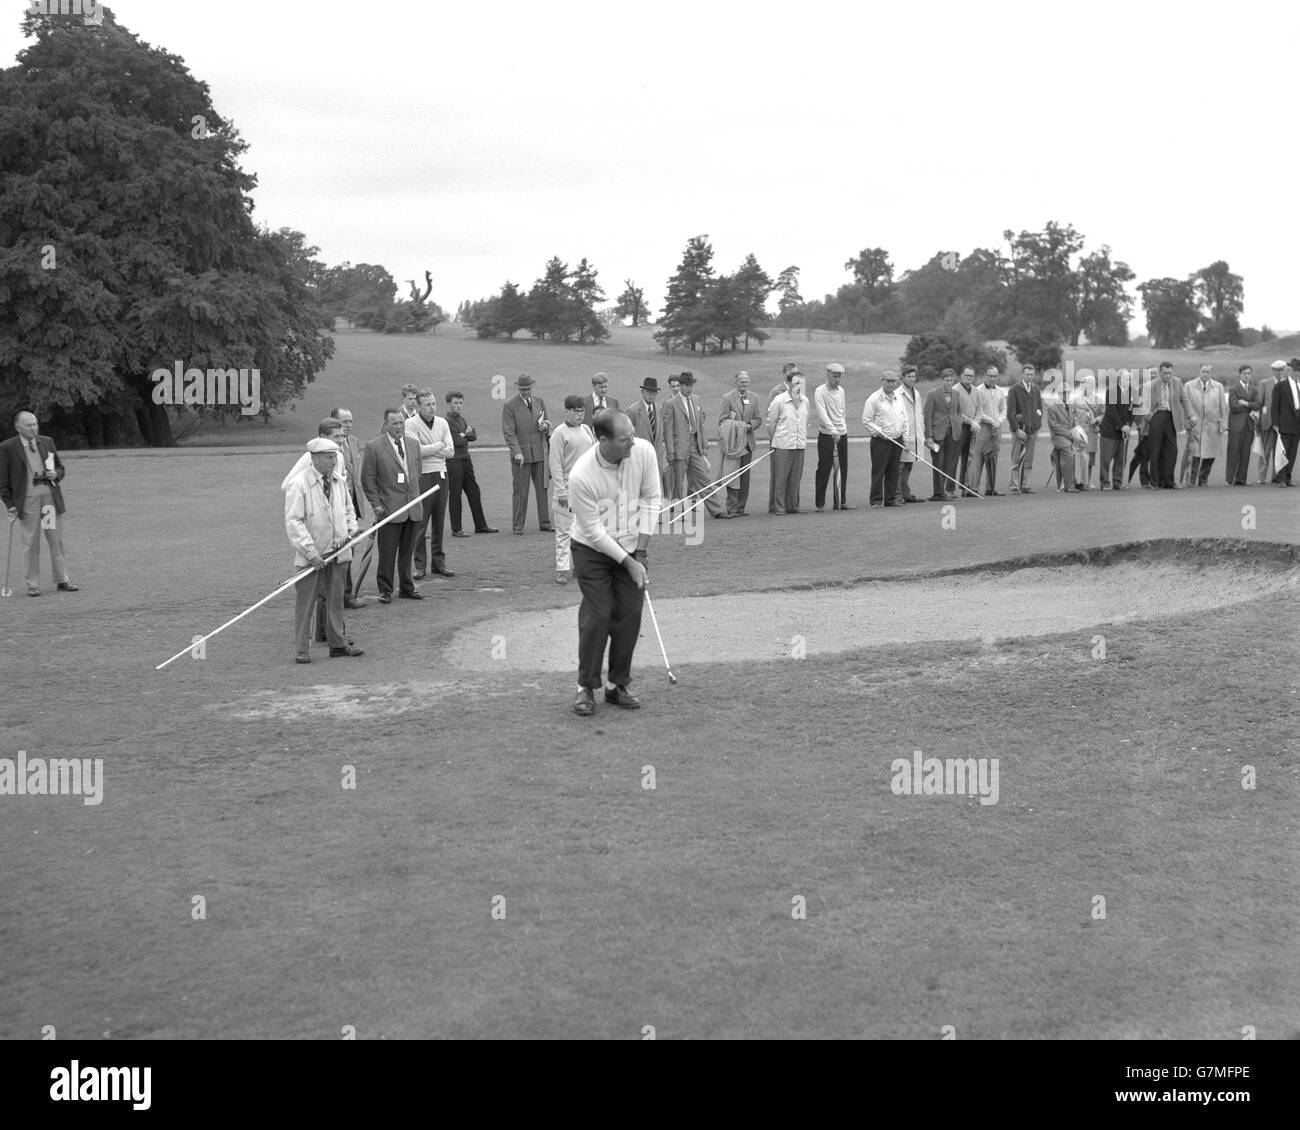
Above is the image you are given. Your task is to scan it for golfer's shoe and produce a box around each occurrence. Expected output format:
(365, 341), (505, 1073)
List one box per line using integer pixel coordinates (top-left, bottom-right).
(329, 645), (365, 658)
(604, 685), (641, 709)
(555, 570), (570, 584)
(343, 597), (367, 608)
(27, 586), (40, 596)
(294, 652), (311, 664)
(573, 687), (595, 717)
(57, 581), (79, 591)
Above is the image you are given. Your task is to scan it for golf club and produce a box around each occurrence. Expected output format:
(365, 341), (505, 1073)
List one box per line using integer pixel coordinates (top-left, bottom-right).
(642, 591), (677, 684)
(2, 514), (14, 597)
(831, 439), (841, 509)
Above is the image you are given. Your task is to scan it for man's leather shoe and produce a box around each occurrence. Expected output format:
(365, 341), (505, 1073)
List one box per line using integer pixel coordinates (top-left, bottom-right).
(1020, 487), (1035, 494)
(343, 597), (367, 609)
(815, 506), (825, 512)
(927, 495), (946, 501)
(413, 571), (426, 579)
(398, 590), (423, 599)
(573, 688), (595, 717)
(27, 587), (40, 596)
(57, 582), (79, 591)
(295, 652), (311, 664)
(714, 512), (731, 519)
(513, 529), (524, 535)
(452, 531), (470, 538)
(837, 504), (857, 510)
(787, 507), (805, 514)
(476, 527), (499, 533)
(883, 501), (901, 507)
(433, 567), (456, 577)
(604, 685), (641, 709)
(539, 524), (554, 532)
(329, 645), (365, 657)
(985, 490), (1004, 497)
(734, 511), (749, 517)
(378, 592), (392, 604)
(556, 570), (570, 584)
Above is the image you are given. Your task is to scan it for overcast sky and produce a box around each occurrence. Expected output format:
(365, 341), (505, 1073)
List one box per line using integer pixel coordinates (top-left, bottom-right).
(7, 0), (1297, 334)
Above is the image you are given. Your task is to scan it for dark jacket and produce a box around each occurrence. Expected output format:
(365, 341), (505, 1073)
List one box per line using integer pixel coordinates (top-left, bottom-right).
(0, 434), (66, 520)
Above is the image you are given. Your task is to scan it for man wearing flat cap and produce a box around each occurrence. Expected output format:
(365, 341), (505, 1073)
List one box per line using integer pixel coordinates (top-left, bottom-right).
(814, 364), (852, 511)
(502, 374), (553, 533)
(285, 437), (363, 663)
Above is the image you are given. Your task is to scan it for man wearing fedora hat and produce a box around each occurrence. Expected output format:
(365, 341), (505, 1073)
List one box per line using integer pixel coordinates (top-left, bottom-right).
(664, 371), (725, 518)
(502, 373), (554, 534)
(626, 376), (669, 499)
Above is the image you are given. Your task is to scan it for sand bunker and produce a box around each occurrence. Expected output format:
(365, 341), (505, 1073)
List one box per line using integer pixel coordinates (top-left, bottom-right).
(443, 546), (1299, 673)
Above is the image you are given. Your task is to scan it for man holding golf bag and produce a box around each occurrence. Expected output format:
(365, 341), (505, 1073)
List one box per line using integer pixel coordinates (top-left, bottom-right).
(1, 411), (77, 597)
(568, 410), (660, 717)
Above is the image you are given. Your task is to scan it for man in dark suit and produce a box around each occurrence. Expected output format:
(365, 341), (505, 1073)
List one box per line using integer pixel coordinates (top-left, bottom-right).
(361, 408), (425, 603)
(502, 374), (553, 534)
(0, 411), (77, 597)
(625, 377), (669, 500)
(1144, 362), (1195, 489)
(719, 370), (765, 516)
(1006, 364), (1043, 494)
(444, 391), (497, 536)
(1269, 358), (1300, 486)
(1225, 365), (1261, 486)
(581, 372), (620, 427)
(922, 370), (963, 499)
(664, 371), (726, 518)
(1098, 369), (1135, 490)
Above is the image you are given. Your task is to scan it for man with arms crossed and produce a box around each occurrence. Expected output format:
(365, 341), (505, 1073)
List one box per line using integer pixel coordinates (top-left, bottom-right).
(568, 412), (659, 717)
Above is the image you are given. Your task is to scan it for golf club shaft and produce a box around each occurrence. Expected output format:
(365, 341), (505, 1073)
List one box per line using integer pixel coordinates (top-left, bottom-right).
(642, 590), (675, 679)
(872, 429), (979, 498)
(665, 448), (773, 528)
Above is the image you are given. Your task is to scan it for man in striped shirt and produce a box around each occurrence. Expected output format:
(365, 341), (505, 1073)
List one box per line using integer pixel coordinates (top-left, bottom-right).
(568, 411), (660, 716)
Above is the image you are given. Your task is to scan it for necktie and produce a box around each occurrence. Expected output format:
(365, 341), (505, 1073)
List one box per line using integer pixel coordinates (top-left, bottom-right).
(686, 397), (695, 433)
(28, 440), (37, 454)
(648, 402), (656, 438)
(321, 474), (331, 500)
(597, 397), (605, 410)
(523, 395), (532, 412)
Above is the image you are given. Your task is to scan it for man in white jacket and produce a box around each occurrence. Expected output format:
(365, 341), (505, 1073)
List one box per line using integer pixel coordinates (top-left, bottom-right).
(285, 438), (363, 664)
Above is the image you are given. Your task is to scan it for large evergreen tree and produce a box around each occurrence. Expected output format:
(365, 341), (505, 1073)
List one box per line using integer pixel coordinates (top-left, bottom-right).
(655, 235), (715, 353)
(0, 7), (334, 445)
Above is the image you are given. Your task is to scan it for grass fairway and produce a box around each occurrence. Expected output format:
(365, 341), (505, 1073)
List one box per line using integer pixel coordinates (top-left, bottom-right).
(1, 440), (1297, 1039)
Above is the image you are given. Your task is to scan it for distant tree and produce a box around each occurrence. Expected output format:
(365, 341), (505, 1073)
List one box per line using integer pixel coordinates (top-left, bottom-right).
(775, 265), (803, 321)
(321, 263), (397, 329)
(901, 333), (1007, 382)
(570, 257), (610, 343)
(843, 247), (896, 303)
(613, 279), (651, 326)
(1138, 277), (1200, 349)
(655, 234), (715, 353)
(1005, 324), (1065, 373)
(937, 299), (982, 346)
(495, 281), (529, 338)
(1074, 246), (1134, 346)
(527, 256), (575, 340)
(731, 252), (773, 350)
(1002, 222), (1084, 341)
(1193, 259), (1244, 346)
(1260, 324), (1276, 342)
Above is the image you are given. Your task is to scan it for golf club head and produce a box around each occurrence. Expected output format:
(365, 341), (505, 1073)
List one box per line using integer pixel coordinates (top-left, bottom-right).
(667, 672), (678, 685)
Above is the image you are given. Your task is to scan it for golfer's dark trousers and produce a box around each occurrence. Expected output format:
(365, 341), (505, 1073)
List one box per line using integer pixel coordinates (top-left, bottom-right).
(511, 458), (548, 532)
(447, 456), (489, 532)
(413, 470), (447, 573)
(1129, 435), (1151, 486)
(1190, 457), (1214, 486)
(934, 433), (960, 495)
(572, 542), (642, 689)
(376, 517), (418, 596)
(869, 436), (901, 505)
(1098, 435), (1126, 487)
(1147, 410), (1178, 487)
(814, 433), (848, 508)
(726, 447), (753, 515)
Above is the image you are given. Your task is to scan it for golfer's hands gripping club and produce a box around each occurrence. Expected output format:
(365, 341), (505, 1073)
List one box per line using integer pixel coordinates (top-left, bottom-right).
(625, 551), (648, 590)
